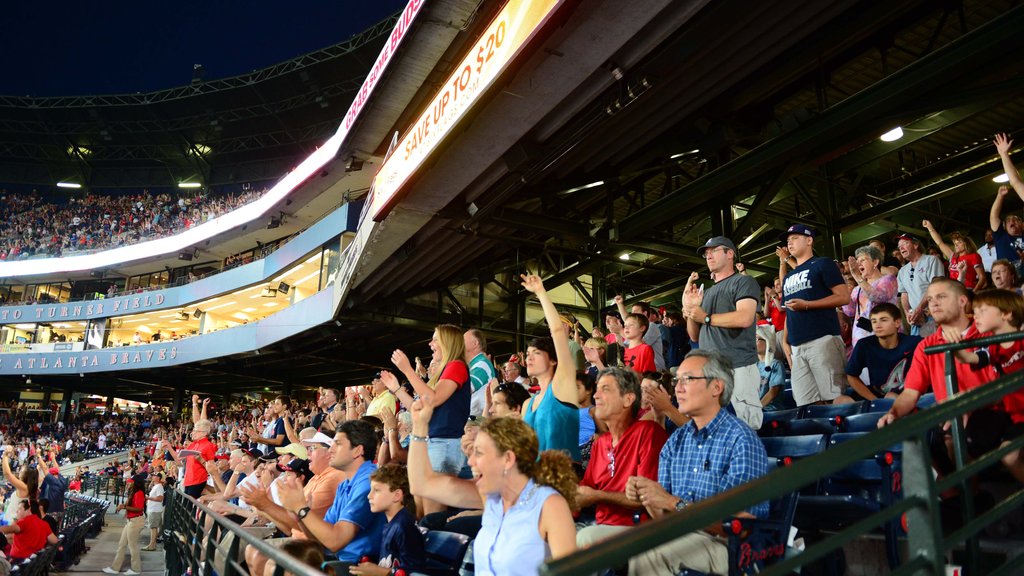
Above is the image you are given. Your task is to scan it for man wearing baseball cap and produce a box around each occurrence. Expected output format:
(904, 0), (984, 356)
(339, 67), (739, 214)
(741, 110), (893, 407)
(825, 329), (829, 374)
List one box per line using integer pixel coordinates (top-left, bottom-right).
(779, 224), (851, 406)
(895, 232), (945, 336)
(682, 236), (763, 429)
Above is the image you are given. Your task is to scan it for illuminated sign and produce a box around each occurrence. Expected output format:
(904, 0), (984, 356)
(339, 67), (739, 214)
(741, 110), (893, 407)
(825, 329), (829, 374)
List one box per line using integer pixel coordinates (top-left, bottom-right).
(370, 0), (563, 221)
(0, 0), (425, 279)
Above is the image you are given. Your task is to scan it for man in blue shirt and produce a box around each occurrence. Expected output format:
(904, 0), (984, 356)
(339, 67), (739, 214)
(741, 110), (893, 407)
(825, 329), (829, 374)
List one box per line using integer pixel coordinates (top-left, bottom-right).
(779, 224), (851, 406)
(627, 350), (769, 575)
(277, 420), (384, 565)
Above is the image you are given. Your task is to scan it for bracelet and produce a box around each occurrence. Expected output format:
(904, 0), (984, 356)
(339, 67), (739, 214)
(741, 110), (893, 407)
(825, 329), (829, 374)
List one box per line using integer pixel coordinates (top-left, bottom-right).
(409, 434), (428, 443)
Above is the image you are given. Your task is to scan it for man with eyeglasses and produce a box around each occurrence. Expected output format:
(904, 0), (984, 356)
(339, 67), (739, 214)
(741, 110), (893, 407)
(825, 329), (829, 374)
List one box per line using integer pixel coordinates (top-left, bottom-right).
(682, 236), (763, 429)
(577, 367), (667, 549)
(626, 350), (768, 575)
(895, 232), (944, 337)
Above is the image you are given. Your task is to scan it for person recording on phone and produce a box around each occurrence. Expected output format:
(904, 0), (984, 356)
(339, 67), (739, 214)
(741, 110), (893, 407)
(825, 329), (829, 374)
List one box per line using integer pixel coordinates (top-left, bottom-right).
(681, 236), (764, 429)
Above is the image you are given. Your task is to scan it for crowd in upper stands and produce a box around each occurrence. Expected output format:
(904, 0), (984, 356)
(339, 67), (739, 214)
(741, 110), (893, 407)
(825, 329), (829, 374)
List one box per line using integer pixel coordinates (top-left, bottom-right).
(5, 136), (1024, 575)
(0, 186), (265, 261)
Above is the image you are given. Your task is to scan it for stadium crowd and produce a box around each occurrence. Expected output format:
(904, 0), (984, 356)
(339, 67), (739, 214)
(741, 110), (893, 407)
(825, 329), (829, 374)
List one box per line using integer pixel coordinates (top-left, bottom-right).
(4, 136), (1024, 575)
(0, 187), (265, 263)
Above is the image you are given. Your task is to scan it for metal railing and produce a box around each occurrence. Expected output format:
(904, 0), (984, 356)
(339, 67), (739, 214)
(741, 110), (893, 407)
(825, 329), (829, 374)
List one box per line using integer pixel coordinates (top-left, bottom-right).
(542, 332), (1024, 576)
(163, 489), (326, 576)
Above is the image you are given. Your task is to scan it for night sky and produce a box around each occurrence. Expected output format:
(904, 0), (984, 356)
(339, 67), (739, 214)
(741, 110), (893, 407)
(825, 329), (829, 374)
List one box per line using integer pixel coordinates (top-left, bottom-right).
(1, 0), (409, 97)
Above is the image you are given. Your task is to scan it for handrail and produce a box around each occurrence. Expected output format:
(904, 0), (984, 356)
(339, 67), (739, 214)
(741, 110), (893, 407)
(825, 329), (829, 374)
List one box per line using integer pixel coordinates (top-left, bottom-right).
(924, 329), (1024, 354)
(540, 368), (1024, 575)
(164, 489), (326, 576)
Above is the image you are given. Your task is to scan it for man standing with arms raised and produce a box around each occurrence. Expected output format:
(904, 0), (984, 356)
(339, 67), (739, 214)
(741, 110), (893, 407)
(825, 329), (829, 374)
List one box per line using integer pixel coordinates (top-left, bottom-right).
(779, 224), (851, 406)
(682, 236), (763, 429)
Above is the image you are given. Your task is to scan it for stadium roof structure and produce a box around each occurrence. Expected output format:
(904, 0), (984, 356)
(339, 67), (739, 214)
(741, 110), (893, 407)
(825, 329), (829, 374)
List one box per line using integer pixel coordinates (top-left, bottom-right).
(0, 13), (400, 190)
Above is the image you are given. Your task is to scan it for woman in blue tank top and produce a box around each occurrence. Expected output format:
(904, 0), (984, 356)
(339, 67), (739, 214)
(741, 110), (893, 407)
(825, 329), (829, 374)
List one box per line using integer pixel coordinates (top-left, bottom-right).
(519, 274), (581, 461)
(406, 397), (578, 575)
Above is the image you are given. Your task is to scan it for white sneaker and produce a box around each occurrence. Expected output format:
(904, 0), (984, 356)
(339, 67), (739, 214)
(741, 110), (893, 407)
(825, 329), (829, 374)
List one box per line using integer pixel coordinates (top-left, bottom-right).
(125, 570), (140, 575)
(102, 568), (119, 575)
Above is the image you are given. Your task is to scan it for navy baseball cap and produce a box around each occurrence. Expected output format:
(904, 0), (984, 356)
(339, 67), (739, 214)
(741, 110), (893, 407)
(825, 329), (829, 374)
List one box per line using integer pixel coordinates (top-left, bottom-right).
(779, 224), (817, 242)
(696, 236), (738, 256)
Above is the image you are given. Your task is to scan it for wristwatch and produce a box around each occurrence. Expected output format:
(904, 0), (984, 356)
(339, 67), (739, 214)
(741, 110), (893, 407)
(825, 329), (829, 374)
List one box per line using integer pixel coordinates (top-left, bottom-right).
(296, 506), (311, 520)
(703, 314), (712, 326)
(675, 498), (689, 512)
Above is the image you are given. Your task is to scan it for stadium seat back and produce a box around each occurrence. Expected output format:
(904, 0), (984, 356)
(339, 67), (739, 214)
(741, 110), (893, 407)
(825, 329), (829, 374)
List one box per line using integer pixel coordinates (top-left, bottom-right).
(800, 401), (866, 419)
(843, 412), (884, 433)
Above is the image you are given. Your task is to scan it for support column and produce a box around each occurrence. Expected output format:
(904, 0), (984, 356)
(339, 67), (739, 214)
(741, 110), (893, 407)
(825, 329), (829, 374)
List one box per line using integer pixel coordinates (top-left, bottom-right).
(711, 206), (733, 239)
(61, 384), (73, 425)
(105, 394), (114, 414)
(172, 386), (184, 419)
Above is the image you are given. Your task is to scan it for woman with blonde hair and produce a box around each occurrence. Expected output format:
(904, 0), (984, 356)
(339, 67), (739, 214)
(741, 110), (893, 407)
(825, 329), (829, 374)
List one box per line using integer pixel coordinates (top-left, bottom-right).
(408, 396), (578, 575)
(383, 323), (470, 514)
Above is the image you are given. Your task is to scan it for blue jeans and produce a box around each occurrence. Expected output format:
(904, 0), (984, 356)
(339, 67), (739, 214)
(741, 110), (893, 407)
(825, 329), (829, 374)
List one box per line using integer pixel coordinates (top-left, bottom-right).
(426, 437), (465, 474)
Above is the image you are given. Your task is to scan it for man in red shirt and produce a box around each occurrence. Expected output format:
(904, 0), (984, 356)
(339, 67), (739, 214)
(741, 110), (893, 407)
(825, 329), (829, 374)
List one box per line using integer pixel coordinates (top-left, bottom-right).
(167, 419), (217, 498)
(577, 367), (668, 547)
(879, 278), (992, 429)
(1, 500), (57, 561)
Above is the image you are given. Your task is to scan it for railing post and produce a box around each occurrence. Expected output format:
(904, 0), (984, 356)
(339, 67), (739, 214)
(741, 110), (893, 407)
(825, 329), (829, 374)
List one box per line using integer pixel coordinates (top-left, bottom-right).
(943, 351), (979, 574)
(902, 433), (945, 575)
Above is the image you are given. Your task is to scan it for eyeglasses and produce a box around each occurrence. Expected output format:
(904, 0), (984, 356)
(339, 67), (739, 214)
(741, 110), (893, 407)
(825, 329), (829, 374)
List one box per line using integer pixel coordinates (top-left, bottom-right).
(672, 375), (711, 386)
(702, 247), (726, 259)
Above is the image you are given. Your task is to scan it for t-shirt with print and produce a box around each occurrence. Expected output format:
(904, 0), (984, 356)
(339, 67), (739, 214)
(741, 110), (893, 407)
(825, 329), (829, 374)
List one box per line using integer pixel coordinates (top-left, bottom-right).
(782, 256), (845, 346)
(948, 252), (983, 289)
(623, 342), (656, 374)
(992, 228), (1024, 263)
(699, 272), (761, 368)
(845, 334), (922, 396)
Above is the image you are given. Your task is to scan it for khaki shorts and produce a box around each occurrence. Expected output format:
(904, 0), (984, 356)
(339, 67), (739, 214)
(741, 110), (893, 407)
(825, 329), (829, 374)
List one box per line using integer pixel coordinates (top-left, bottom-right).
(147, 510), (163, 530)
(790, 334), (845, 405)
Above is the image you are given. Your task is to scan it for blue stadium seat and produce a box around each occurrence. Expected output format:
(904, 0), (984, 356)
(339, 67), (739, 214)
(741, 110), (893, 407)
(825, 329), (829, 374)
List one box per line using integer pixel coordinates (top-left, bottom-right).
(795, 432), (904, 568)
(800, 401), (866, 419)
(916, 392), (936, 409)
(418, 530), (471, 576)
(760, 434), (829, 479)
(866, 397), (895, 413)
(843, 412), (884, 433)
(783, 417), (842, 436)
(758, 408), (800, 437)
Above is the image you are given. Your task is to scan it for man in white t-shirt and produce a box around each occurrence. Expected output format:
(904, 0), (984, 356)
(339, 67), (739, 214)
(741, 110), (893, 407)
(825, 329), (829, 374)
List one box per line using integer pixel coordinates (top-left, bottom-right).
(142, 473), (165, 551)
(97, 433), (107, 450)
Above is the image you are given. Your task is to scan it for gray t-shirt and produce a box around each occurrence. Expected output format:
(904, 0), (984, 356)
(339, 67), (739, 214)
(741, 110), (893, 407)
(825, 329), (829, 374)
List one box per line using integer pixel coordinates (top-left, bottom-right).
(896, 255), (945, 309)
(699, 273), (761, 368)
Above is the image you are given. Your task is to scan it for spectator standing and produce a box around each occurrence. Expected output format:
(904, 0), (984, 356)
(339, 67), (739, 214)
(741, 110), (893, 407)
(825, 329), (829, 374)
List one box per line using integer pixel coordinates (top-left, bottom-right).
(922, 220), (986, 291)
(896, 233), (945, 337)
(980, 229), (998, 273)
(464, 329), (497, 418)
(780, 224), (850, 406)
(520, 274), (581, 461)
(142, 473), (165, 551)
(616, 299), (666, 371)
(682, 236), (763, 429)
(102, 474), (147, 575)
(988, 186), (1024, 274)
(843, 245), (898, 350)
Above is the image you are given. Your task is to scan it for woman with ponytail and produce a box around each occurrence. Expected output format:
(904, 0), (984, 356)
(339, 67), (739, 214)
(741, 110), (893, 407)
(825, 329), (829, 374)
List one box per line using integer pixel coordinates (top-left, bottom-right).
(383, 324), (470, 514)
(407, 395), (577, 575)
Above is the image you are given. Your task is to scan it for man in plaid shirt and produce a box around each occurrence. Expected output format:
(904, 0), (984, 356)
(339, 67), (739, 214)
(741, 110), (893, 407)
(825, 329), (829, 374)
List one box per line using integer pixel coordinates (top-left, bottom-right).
(627, 349), (769, 575)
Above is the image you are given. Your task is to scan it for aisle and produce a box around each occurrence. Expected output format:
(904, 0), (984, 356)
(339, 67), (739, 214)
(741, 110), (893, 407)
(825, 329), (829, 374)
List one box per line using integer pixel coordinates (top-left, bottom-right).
(53, 511), (165, 576)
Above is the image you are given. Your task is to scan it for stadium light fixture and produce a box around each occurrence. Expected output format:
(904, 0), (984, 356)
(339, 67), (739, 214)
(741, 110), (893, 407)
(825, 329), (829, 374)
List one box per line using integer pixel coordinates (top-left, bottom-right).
(56, 182), (82, 189)
(993, 174), (1011, 183)
(178, 182), (202, 189)
(619, 253), (630, 260)
(880, 127), (904, 142)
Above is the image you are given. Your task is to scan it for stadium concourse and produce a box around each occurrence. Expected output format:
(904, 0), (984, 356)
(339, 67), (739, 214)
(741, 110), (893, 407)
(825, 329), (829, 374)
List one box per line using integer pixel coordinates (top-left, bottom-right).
(2, 0), (1024, 575)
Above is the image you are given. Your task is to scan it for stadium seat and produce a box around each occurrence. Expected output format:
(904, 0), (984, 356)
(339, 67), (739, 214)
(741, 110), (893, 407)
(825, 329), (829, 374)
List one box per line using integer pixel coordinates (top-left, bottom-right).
(916, 393), (936, 409)
(783, 417), (842, 436)
(795, 432), (904, 568)
(416, 530), (472, 576)
(800, 401), (866, 419)
(842, 412), (884, 433)
(758, 409), (800, 437)
(760, 434), (829, 479)
(866, 398), (895, 414)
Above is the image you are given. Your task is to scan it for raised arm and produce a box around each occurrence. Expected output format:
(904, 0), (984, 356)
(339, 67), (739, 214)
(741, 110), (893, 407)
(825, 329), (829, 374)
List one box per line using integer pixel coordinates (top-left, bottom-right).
(991, 186), (1009, 232)
(2, 450), (27, 493)
(995, 133), (1024, 200)
(521, 274), (578, 406)
(407, 397), (482, 510)
(921, 220), (953, 260)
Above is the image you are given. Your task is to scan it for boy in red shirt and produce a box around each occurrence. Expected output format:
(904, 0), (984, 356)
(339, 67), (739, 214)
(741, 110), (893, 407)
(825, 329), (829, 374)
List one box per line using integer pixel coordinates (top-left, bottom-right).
(1, 500), (57, 561)
(620, 313), (656, 374)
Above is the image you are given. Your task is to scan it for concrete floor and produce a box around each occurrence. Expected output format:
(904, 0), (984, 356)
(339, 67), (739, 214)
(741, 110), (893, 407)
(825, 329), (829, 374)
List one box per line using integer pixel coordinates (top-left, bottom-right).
(54, 511), (165, 576)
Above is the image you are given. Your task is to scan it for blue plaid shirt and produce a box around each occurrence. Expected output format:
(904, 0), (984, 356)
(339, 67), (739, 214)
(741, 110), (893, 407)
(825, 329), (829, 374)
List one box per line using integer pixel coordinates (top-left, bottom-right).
(658, 407), (769, 518)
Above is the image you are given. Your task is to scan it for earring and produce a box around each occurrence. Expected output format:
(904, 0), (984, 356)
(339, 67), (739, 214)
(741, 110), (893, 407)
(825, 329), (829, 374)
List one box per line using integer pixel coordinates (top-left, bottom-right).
(502, 468), (508, 477)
